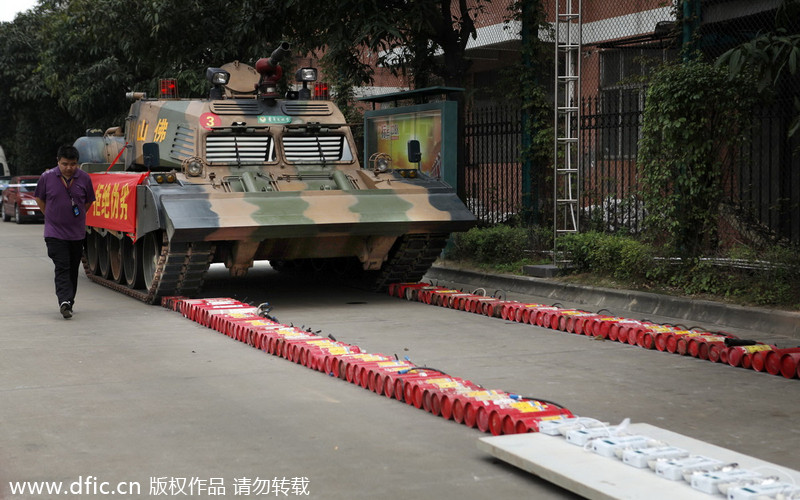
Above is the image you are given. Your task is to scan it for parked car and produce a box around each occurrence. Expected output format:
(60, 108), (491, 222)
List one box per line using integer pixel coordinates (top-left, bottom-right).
(1, 175), (43, 224)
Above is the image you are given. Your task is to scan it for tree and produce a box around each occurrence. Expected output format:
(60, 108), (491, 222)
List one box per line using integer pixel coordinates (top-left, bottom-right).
(0, 0), (498, 173)
(284, 0), (489, 91)
(398, 0), (485, 88)
(0, 8), (78, 173)
(0, 0), (289, 172)
(716, 0), (800, 137)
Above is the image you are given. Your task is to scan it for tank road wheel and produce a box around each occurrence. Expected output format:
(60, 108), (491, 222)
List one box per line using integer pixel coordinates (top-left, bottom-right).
(98, 233), (111, 279)
(142, 231), (163, 292)
(122, 237), (145, 289)
(107, 234), (124, 283)
(85, 231), (101, 275)
(81, 229), (213, 304)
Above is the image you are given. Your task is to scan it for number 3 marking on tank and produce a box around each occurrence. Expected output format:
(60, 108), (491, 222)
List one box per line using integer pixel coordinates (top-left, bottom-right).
(199, 112), (220, 130)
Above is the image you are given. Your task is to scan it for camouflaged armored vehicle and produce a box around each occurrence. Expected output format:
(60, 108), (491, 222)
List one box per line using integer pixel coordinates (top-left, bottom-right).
(74, 43), (476, 303)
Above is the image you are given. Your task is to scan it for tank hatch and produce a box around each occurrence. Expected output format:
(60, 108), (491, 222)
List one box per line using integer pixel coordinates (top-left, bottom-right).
(219, 61), (259, 97)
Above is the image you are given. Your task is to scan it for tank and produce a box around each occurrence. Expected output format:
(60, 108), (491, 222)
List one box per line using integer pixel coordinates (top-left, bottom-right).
(74, 42), (476, 303)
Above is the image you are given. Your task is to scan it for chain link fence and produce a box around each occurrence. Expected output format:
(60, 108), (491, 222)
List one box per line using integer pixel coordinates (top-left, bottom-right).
(579, 0), (799, 246)
(463, 0), (799, 246)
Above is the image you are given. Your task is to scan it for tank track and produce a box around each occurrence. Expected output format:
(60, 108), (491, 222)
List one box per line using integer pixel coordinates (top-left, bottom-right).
(270, 233), (450, 291)
(370, 233), (449, 291)
(82, 232), (215, 304)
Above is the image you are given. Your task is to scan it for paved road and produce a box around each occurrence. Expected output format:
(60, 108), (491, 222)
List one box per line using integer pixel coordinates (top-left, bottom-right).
(2, 221), (799, 499)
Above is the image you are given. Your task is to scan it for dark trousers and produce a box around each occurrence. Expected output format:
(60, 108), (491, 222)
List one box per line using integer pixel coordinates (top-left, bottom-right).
(45, 237), (84, 306)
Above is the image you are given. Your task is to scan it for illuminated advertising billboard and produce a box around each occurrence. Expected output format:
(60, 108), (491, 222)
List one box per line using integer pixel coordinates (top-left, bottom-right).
(364, 101), (458, 189)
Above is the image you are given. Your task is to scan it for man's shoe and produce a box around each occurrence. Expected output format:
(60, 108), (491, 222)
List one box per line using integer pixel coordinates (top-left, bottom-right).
(60, 301), (73, 319)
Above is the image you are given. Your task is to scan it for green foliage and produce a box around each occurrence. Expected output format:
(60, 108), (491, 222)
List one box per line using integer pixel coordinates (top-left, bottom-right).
(447, 225), (530, 266)
(398, 0), (486, 87)
(726, 245), (800, 305)
(0, 0), (494, 173)
(446, 226), (799, 308)
(555, 232), (799, 308)
(0, 0), (292, 172)
(285, 0), (490, 90)
(556, 232), (655, 282)
(0, 11), (80, 173)
(716, 0), (800, 137)
(637, 59), (758, 257)
(504, 1), (554, 225)
(527, 224), (554, 253)
(660, 251), (800, 307)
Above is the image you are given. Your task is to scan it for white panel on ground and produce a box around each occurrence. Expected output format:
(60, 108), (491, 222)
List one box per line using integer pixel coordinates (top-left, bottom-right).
(477, 423), (800, 500)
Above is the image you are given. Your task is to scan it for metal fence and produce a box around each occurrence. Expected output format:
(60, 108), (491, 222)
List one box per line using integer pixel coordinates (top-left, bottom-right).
(579, 94), (800, 245)
(728, 97), (800, 245)
(463, 105), (524, 225)
(580, 92), (645, 235)
(578, 0), (800, 245)
(461, 0), (800, 245)
(463, 93), (799, 245)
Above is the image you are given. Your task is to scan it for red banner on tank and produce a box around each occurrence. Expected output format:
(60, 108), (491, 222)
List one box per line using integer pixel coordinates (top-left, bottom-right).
(87, 172), (148, 235)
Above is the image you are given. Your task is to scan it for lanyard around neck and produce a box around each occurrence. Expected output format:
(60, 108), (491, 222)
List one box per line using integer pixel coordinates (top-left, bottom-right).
(59, 174), (76, 205)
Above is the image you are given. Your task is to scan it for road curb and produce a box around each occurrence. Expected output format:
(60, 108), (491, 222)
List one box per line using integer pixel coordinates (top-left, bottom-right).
(424, 266), (800, 339)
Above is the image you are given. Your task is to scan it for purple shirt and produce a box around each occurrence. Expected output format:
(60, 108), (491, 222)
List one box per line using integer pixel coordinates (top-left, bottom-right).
(35, 167), (96, 240)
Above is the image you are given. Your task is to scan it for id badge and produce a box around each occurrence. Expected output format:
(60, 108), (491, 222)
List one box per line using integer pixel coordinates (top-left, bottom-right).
(73, 205), (80, 217)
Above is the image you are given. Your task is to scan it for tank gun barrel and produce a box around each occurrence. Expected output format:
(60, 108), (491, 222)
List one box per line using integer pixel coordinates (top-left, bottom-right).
(268, 42), (291, 67)
(255, 42), (291, 98)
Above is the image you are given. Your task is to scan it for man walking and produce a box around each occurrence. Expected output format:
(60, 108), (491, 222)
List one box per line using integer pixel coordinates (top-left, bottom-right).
(35, 145), (96, 319)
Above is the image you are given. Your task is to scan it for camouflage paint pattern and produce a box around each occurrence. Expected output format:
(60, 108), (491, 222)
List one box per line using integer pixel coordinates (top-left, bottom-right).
(76, 58), (475, 278)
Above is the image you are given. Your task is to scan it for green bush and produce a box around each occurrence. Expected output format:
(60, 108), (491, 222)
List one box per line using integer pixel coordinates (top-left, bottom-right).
(527, 224), (554, 253)
(446, 226), (799, 309)
(638, 60), (758, 257)
(719, 245), (800, 305)
(557, 231), (655, 282)
(447, 225), (530, 265)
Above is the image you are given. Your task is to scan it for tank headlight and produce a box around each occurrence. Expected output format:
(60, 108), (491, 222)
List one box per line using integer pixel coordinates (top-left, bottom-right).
(166, 174), (176, 183)
(206, 67), (230, 85)
(154, 174), (165, 184)
(186, 160), (204, 177)
(369, 152), (392, 174)
(295, 67), (318, 82)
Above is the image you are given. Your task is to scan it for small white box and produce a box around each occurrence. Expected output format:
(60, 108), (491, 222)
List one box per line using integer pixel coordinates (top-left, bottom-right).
(566, 425), (623, 447)
(690, 469), (761, 495)
(727, 482), (800, 500)
(591, 435), (654, 458)
(622, 446), (690, 469)
(655, 456), (722, 481)
(538, 417), (608, 436)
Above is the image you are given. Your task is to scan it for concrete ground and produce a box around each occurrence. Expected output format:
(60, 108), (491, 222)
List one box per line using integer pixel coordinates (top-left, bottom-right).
(1, 221), (799, 499)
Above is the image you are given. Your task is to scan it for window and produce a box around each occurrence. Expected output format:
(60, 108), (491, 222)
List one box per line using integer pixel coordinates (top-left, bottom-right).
(599, 47), (673, 159)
